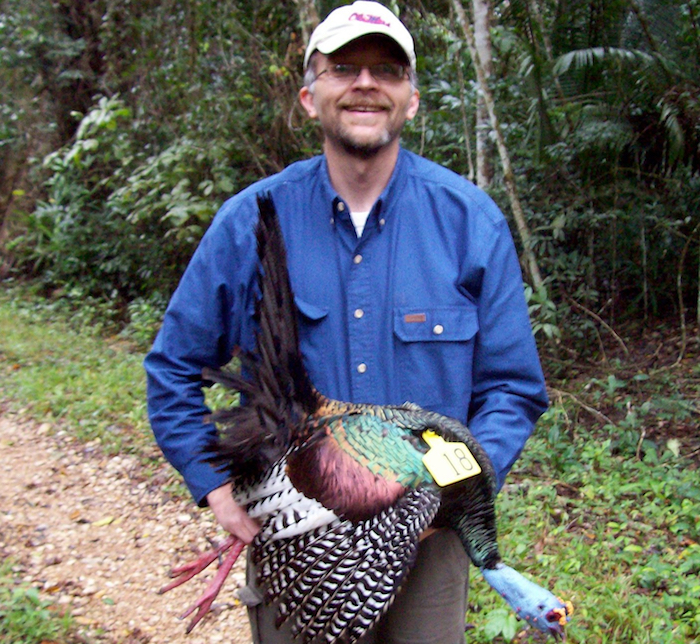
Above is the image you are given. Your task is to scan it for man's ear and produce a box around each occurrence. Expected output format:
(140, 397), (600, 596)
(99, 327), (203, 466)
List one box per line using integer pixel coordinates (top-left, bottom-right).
(405, 89), (420, 122)
(299, 86), (318, 119)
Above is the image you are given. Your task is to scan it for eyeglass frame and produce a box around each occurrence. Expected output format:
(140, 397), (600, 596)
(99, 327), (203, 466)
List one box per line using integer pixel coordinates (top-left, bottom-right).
(313, 62), (410, 85)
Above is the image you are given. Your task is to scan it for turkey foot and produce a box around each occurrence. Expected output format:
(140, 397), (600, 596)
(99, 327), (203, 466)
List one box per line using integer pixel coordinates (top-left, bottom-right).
(160, 535), (245, 632)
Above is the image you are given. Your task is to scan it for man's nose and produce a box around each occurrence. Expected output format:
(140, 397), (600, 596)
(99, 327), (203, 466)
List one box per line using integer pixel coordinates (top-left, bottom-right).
(352, 66), (380, 87)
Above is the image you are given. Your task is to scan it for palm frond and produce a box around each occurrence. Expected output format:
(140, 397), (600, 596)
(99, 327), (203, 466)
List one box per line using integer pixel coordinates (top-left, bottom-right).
(553, 46), (655, 76)
(658, 100), (685, 166)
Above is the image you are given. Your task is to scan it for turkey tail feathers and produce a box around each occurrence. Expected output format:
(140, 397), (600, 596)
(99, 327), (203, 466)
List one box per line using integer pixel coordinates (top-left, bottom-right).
(205, 193), (320, 478)
(253, 193), (318, 418)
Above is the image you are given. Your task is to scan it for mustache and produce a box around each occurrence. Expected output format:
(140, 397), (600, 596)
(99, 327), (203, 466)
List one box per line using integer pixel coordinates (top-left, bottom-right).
(339, 100), (392, 110)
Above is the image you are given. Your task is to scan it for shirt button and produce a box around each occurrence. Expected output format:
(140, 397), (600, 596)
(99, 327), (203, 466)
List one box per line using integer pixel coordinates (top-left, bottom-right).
(337, 202), (346, 212)
(354, 308), (364, 319)
(433, 324), (444, 335)
(379, 218), (386, 227)
(357, 363), (367, 374)
(353, 254), (363, 264)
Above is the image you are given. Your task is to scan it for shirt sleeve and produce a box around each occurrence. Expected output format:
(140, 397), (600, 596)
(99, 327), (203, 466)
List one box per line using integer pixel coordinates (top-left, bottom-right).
(144, 203), (258, 506)
(464, 215), (549, 491)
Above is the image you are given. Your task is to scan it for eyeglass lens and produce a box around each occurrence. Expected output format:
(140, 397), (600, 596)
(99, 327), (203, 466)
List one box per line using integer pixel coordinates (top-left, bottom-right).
(321, 63), (406, 82)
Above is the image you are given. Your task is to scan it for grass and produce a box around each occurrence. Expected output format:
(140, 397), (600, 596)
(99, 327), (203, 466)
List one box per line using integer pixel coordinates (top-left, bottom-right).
(478, 437), (700, 643)
(0, 285), (699, 643)
(469, 347), (700, 642)
(0, 560), (80, 644)
(0, 287), (153, 457)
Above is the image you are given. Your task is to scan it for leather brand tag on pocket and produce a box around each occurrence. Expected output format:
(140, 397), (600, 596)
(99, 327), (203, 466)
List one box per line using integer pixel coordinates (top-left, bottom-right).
(404, 313), (427, 323)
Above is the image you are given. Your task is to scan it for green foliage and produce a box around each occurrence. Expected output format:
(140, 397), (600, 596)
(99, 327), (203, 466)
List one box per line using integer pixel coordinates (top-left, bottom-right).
(8, 94), (235, 300)
(121, 292), (169, 349)
(9, 96), (141, 295)
(400, 9), (478, 174)
(460, 333), (700, 643)
(493, 0), (700, 345)
(524, 284), (561, 342)
(108, 136), (236, 248)
(465, 425), (700, 642)
(1, 0), (700, 352)
(2, 0), (324, 304)
(0, 286), (151, 455)
(481, 608), (519, 641)
(0, 560), (76, 644)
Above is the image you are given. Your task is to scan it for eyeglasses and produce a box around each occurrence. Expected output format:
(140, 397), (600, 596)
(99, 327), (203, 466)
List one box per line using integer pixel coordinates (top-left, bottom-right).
(315, 63), (408, 84)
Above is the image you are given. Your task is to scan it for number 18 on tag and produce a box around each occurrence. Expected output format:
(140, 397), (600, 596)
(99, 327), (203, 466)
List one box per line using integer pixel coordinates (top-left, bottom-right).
(422, 430), (482, 487)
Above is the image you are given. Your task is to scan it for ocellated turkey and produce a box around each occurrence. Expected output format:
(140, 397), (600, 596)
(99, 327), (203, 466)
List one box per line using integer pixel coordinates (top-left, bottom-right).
(160, 193), (574, 642)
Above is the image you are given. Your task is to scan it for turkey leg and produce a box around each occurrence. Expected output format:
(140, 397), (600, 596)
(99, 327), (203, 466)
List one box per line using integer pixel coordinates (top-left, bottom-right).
(160, 534), (245, 632)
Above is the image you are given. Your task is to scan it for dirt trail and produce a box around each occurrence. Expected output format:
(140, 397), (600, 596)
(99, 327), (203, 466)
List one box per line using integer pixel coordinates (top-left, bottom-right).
(0, 410), (252, 644)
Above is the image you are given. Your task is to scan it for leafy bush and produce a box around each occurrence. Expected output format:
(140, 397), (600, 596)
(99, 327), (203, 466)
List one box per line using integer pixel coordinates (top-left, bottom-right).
(0, 561), (76, 644)
(2, 0), (700, 349)
(121, 292), (169, 349)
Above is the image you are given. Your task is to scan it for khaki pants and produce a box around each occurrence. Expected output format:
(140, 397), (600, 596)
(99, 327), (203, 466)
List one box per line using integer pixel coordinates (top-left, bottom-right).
(245, 529), (469, 644)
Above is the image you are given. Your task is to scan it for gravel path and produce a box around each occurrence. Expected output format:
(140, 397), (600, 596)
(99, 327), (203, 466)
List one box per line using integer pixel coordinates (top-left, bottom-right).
(0, 410), (252, 644)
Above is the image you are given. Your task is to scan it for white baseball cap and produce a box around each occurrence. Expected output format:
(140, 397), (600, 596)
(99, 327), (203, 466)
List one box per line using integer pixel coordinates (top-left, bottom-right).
(304, 1), (416, 69)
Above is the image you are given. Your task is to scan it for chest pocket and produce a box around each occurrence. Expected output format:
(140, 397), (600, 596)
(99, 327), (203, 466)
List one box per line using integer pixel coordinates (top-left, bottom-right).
(393, 305), (479, 413)
(294, 296), (329, 388)
(295, 296), (328, 323)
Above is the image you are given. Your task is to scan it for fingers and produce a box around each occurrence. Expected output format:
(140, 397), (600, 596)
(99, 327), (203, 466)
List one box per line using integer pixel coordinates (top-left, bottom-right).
(206, 483), (261, 543)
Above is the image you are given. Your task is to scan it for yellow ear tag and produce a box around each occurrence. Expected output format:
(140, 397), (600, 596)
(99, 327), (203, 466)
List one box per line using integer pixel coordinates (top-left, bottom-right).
(422, 430), (482, 486)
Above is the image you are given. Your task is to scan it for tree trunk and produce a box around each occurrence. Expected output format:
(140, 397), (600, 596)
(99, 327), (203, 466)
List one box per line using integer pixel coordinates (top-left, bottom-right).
(293, 0), (320, 46)
(48, 0), (105, 142)
(0, 155), (22, 279)
(529, 0), (573, 135)
(451, 0), (544, 290)
(456, 54), (476, 182)
(472, 0), (494, 188)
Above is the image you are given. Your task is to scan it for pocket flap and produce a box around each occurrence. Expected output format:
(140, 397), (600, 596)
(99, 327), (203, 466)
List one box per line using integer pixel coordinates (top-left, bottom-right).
(295, 296), (329, 322)
(394, 305), (478, 342)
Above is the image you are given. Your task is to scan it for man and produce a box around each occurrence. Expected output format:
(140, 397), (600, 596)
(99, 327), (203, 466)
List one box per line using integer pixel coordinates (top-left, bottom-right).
(145, 2), (548, 642)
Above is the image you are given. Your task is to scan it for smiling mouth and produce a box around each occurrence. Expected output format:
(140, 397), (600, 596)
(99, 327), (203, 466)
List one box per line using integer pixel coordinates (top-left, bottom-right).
(342, 103), (389, 112)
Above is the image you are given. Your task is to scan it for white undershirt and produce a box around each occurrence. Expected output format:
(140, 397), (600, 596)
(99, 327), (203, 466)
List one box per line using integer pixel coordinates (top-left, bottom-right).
(351, 210), (370, 237)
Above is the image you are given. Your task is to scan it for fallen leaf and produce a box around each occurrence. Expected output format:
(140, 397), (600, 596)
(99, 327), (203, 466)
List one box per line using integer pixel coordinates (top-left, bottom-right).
(74, 616), (97, 625)
(666, 438), (681, 458)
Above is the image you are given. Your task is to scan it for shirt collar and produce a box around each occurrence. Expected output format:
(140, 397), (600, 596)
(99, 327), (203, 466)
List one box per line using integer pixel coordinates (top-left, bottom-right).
(321, 147), (408, 233)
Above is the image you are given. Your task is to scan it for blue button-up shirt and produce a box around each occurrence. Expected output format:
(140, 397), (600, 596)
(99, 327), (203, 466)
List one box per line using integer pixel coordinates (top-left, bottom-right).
(145, 148), (548, 505)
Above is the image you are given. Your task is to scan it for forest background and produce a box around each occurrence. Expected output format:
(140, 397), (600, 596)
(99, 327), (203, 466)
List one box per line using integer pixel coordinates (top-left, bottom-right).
(0, 0), (699, 642)
(2, 0), (700, 339)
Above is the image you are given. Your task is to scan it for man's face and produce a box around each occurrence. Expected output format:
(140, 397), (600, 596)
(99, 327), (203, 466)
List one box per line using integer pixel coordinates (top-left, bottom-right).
(299, 36), (420, 158)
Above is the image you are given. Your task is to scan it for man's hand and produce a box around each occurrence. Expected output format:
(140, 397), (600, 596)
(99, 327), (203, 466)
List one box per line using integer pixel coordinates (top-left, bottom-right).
(206, 482), (260, 544)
